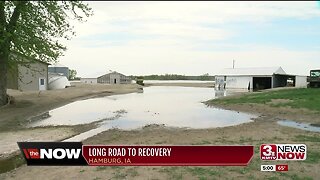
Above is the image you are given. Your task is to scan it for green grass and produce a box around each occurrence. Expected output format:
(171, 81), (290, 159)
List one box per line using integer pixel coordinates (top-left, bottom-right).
(304, 151), (320, 164)
(294, 135), (320, 142)
(279, 173), (314, 180)
(186, 167), (221, 178)
(126, 167), (139, 177)
(110, 166), (127, 179)
(239, 136), (253, 144)
(0, 154), (25, 174)
(159, 167), (183, 180)
(207, 88), (320, 112)
(191, 140), (211, 145)
(267, 176), (280, 180)
(95, 166), (107, 171)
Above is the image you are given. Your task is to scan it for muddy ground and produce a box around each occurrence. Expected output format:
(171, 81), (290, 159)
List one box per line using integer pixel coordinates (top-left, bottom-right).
(0, 85), (319, 179)
(0, 83), (141, 158)
(0, 83), (142, 131)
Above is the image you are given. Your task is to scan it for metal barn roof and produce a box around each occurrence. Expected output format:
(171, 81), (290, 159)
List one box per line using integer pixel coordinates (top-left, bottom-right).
(216, 67), (286, 76)
(49, 63), (68, 68)
(97, 71), (127, 78)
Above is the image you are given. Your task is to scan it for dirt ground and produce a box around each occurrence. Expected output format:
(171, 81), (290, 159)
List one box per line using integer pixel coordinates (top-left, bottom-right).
(0, 84), (319, 179)
(0, 83), (141, 157)
(0, 83), (141, 130)
(0, 83), (142, 129)
(0, 127), (74, 159)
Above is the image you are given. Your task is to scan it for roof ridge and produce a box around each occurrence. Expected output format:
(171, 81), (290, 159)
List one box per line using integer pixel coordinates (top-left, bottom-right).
(224, 66), (282, 69)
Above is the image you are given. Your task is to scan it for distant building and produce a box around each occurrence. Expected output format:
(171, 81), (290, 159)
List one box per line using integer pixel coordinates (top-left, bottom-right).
(97, 71), (131, 84)
(215, 67), (307, 90)
(80, 78), (97, 84)
(7, 60), (49, 91)
(48, 63), (69, 79)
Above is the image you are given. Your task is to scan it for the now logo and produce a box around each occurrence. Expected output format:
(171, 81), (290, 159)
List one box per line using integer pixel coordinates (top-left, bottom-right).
(17, 142), (88, 166)
(23, 148), (81, 159)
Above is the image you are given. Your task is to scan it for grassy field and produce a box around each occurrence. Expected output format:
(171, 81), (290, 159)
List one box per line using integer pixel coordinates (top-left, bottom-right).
(207, 88), (320, 112)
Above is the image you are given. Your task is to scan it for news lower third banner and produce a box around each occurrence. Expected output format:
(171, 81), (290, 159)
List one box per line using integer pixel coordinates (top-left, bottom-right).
(17, 142), (254, 166)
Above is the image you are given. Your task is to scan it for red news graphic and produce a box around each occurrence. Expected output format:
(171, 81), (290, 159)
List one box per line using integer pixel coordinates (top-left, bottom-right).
(23, 148), (40, 159)
(276, 164), (289, 171)
(18, 142), (254, 166)
(82, 145), (254, 166)
(260, 144), (307, 160)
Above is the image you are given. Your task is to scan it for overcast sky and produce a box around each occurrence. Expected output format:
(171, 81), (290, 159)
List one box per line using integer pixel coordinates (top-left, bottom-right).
(58, 1), (320, 77)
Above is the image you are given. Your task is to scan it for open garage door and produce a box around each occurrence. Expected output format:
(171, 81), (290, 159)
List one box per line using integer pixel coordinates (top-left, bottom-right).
(253, 77), (271, 90)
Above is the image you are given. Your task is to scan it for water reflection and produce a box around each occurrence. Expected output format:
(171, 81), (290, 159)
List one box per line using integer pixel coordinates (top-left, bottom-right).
(214, 90), (227, 98)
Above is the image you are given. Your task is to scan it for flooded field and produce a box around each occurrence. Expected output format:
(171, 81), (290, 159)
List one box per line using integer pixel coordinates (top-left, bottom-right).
(29, 86), (255, 141)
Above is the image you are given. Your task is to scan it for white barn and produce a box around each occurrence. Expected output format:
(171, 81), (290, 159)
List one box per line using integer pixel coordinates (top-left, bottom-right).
(215, 67), (307, 90)
(97, 71), (131, 84)
(80, 78), (97, 84)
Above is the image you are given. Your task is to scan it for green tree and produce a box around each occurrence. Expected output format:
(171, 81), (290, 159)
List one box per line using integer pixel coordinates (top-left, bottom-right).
(0, 1), (92, 106)
(69, 69), (77, 80)
(200, 73), (210, 80)
(136, 76), (144, 86)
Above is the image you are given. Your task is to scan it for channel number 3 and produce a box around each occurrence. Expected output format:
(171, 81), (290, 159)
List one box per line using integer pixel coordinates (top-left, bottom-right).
(262, 145), (275, 157)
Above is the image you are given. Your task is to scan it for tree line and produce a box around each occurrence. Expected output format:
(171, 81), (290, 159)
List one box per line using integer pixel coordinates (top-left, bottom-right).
(129, 73), (214, 81)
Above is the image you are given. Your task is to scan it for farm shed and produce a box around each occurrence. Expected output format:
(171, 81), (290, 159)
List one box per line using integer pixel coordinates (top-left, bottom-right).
(7, 60), (49, 91)
(80, 78), (97, 84)
(215, 67), (307, 90)
(97, 71), (131, 84)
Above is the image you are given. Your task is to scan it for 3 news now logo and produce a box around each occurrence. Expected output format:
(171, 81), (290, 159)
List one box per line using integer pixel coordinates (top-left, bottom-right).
(260, 144), (307, 160)
(17, 142), (87, 165)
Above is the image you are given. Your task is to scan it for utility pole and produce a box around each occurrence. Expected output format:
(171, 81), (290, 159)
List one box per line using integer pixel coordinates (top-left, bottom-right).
(233, 59), (235, 69)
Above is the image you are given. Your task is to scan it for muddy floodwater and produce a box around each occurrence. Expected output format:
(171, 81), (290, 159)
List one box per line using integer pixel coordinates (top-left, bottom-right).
(29, 86), (255, 141)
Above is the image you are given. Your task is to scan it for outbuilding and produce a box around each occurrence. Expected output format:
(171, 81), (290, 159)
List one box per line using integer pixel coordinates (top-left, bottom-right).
(7, 60), (49, 91)
(215, 67), (307, 90)
(80, 78), (97, 84)
(97, 71), (131, 84)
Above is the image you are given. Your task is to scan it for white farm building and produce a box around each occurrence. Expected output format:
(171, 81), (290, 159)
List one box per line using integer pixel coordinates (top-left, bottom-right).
(97, 71), (131, 84)
(80, 78), (97, 84)
(215, 67), (307, 90)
